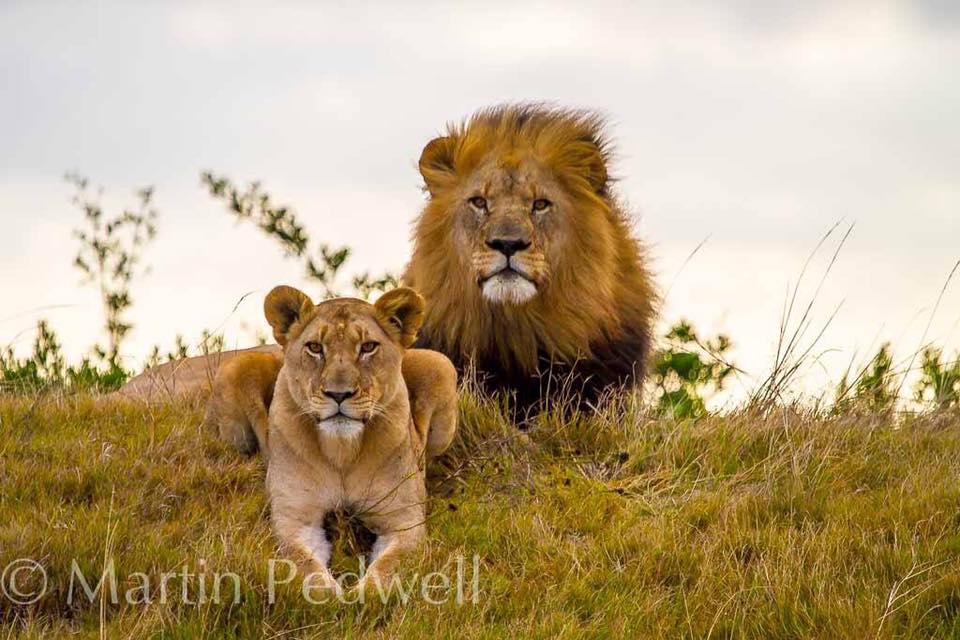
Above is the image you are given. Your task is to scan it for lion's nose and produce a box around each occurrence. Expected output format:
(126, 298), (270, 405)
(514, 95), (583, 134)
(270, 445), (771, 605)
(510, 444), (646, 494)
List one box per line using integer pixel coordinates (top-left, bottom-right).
(323, 389), (356, 405)
(486, 238), (530, 257)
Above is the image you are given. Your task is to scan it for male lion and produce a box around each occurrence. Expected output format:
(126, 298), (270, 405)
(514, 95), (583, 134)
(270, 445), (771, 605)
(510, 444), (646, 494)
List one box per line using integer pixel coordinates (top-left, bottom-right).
(262, 285), (457, 593)
(406, 104), (657, 409)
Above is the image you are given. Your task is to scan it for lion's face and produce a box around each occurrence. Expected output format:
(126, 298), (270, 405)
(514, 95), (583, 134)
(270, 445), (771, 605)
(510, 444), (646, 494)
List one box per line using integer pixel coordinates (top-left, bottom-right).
(416, 107), (611, 309)
(451, 157), (564, 305)
(264, 286), (424, 439)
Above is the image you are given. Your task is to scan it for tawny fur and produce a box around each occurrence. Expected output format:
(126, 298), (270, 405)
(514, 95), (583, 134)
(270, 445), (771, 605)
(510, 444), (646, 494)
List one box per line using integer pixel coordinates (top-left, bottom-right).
(203, 350), (283, 455)
(263, 286), (457, 595)
(405, 104), (657, 409)
(119, 345), (278, 400)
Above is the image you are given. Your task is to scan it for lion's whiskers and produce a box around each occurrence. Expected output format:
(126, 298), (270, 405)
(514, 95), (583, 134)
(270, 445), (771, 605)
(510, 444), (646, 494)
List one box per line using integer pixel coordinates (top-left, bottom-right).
(365, 400), (390, 420)
(295, 407), (317, 420)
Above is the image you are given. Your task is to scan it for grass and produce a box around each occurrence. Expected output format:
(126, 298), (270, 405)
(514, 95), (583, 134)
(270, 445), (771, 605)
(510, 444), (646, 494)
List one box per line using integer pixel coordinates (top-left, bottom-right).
(1, 389), (960, 638)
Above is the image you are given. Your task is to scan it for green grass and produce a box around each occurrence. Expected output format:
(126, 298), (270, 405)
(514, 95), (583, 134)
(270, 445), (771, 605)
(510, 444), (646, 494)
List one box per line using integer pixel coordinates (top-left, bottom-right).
(2, 391), (960, 638)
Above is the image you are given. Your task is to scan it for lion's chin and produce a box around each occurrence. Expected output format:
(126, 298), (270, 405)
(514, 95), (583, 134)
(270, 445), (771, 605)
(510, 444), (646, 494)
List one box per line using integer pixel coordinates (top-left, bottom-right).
(481, 271), (538, 305)
(315, 415), (365, 439)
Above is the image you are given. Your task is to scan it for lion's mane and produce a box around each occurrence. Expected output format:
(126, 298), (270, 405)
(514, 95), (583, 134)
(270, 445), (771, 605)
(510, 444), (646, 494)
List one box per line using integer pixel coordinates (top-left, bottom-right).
(404, 105), (657, 408)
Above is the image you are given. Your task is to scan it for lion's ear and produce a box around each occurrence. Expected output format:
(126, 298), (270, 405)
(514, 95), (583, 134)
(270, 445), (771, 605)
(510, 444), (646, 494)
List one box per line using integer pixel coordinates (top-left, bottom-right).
(374, 287), (425, 348)
(264, 285), (314, 347)
(418, 136), (457, 196)
(567, 137), (609, 195)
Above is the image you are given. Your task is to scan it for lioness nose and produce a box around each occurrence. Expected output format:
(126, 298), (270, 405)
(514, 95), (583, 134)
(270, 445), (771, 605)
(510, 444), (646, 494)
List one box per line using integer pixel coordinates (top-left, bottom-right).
(324, 389), (356, 404)
(486, 238), (530, 257)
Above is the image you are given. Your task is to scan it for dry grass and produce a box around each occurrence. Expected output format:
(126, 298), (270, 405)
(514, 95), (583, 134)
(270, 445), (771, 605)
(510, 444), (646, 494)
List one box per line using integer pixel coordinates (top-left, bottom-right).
(1, 390), (959, 638)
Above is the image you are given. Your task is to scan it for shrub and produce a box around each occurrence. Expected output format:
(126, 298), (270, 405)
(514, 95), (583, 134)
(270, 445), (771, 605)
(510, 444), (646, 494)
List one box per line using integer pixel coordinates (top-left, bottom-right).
(0, 320), (127, 393)
(915, 347), (960, 412)
(67, 173), (158, 367)
(835, 343), (898, 414)
(651, 320), (736, 419)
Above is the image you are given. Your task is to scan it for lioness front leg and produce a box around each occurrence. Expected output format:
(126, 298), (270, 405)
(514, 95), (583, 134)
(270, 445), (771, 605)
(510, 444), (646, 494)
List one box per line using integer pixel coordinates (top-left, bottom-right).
(358, 524), (425, 594)
(273, 515), (342, 596)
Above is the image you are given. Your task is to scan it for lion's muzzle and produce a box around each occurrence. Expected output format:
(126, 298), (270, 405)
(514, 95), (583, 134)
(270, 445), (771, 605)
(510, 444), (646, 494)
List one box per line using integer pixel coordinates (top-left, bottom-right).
(474, 251), (539, 305)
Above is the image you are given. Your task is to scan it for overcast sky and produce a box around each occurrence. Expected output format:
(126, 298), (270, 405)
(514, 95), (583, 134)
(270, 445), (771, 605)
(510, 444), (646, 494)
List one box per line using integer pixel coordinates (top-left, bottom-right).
(2, 1), (958, 401)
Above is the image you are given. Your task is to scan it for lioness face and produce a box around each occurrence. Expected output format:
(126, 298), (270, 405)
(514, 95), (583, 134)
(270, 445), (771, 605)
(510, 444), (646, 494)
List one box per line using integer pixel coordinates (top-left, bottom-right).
(264, 286), (425, 439)
(286, 307), (400, 438)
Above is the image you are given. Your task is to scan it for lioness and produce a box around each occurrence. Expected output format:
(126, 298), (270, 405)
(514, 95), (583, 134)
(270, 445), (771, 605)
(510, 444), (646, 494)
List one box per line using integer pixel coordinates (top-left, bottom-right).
(263, 285), (457, 593)
(203, 349), (282, 454)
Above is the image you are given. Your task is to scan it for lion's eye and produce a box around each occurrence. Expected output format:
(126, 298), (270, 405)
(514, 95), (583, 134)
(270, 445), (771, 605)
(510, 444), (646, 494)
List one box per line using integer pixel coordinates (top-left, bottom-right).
(305, 341), (323, 356)
(468, 196), (487, 211)
(532, 198), (552, 212)
(359, 341), (379, 356)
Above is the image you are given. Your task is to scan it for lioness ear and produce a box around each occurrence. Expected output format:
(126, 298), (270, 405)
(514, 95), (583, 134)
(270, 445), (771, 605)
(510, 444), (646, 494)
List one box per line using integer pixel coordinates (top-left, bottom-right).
(374, 287), (425, 348)
(264, 285), (314, 347)
(418, 136), (457, 197)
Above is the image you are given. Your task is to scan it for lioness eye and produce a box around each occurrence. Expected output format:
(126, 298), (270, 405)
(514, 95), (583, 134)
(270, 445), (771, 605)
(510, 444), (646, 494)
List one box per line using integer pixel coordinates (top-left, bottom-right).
(468, 196), (487, 210)
(360, 341), (379, 355)
(532, 198), (551, 212)
(305, 341), (323, 355)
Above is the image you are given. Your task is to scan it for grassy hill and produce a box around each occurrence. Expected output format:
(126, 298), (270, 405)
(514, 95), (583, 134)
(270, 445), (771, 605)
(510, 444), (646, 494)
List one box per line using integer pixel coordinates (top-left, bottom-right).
(1, 391), (959, 638)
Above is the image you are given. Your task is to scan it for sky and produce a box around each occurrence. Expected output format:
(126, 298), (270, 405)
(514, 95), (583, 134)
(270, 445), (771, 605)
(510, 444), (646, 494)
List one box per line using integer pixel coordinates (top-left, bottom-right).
(2, 0), (958, 402)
